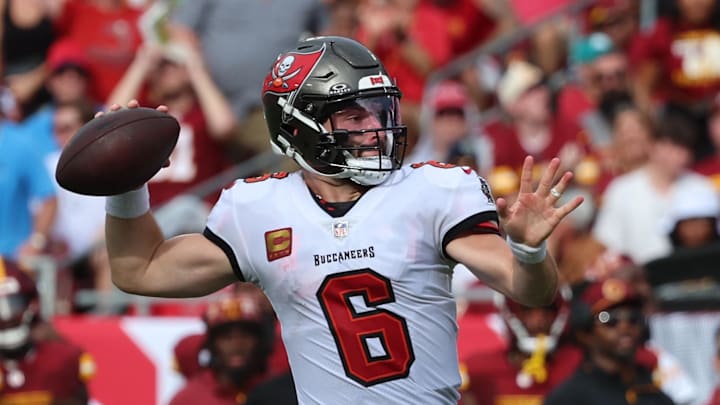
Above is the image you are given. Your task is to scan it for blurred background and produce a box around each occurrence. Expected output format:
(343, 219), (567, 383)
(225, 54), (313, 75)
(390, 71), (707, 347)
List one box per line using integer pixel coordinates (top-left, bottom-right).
(2, 0), (720, 404)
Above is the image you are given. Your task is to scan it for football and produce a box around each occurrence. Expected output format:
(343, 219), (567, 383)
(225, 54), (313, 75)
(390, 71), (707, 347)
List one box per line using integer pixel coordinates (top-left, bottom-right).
(55, 107), (180, 196)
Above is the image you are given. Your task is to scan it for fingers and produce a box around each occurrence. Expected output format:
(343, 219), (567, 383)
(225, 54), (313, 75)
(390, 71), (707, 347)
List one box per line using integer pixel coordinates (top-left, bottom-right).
(547, 171), (573, 203)
(518, 156), (534, 194)
(536, 157), (561, 197)
(555, 195), (584, 220)
(94, 100), (160, 119)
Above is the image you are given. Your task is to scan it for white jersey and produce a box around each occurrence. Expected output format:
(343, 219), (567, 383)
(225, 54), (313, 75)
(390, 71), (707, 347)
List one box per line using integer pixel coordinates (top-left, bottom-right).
(205, 163), (498, 404)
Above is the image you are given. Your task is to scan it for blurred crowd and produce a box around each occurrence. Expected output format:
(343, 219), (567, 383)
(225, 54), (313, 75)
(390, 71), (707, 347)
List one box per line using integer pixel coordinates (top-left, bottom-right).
(1, 0), (720, 404)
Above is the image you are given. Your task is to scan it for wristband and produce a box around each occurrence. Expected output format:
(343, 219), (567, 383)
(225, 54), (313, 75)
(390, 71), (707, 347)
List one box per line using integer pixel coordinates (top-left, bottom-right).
(106, 184), (150, 219)
(506, 236), (547, 264)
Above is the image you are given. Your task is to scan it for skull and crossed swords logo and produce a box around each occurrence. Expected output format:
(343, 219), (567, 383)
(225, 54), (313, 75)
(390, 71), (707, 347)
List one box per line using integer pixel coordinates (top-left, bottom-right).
(269, 55), (302, 89)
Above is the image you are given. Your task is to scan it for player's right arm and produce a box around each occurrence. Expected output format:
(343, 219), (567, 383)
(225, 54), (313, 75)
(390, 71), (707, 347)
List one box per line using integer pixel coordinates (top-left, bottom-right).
(99, 101), (239, 297)
(106, 212), (237, 298)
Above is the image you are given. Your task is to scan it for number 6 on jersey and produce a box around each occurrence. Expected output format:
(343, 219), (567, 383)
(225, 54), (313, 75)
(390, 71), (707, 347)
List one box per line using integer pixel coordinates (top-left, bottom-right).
(316, 269), (415, 386)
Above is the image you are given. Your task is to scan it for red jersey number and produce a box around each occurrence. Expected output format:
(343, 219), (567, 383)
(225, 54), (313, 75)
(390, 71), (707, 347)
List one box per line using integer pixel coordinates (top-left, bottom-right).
(316, 269), (415, 386)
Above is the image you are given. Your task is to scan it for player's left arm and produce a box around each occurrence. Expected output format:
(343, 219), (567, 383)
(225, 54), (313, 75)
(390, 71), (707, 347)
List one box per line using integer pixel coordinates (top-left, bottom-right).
(447, 156), (582, 307)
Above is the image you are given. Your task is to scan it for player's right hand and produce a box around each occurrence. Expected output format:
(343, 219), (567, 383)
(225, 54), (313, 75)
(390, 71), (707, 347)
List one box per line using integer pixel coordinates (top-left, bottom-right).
(94, 100), (171, 168)
(95, 99), (169, 119)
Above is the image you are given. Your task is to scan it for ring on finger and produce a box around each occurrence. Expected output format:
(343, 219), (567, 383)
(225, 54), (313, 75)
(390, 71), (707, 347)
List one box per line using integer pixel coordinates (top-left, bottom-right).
(550, 187), (562, 198)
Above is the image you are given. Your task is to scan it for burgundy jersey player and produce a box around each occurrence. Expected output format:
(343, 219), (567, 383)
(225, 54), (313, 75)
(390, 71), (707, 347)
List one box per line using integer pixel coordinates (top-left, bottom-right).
(460, 287), (581, 405)
(0, 257), (94, 405)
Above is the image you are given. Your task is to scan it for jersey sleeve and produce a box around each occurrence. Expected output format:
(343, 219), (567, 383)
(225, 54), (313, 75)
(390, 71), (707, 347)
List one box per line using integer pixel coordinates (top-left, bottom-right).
(418, 164), (500, 255)
(204, 185), (252, 283)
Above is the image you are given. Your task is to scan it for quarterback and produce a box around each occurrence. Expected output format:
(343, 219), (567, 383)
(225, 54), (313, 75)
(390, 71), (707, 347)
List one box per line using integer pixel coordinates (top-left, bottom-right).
(104, 36), (582, 404)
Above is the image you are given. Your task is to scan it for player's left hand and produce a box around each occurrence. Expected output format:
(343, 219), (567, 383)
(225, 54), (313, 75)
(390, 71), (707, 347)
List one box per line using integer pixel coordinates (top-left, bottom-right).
(496, 156), (583, 247)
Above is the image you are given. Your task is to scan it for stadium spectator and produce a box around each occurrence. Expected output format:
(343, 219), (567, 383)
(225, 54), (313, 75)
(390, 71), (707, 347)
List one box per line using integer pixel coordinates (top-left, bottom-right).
(0, 0), (58, 112)
(581, 0), (639, 50)
(11, 39), (100, 165)
(102, 36), (582, 403)
(484, 59), (588, 196)
(410, 79), (489, 173)
(45, 101), (105, 262)
(545, 278), (676, 405)
(663, 179), (720, 249)
(41, 100), (108, 313)
(107, 36), (236, 207)
(54, 0), (145, 102)
(594, 100), (654, 197)
(45, 39), (97, 106)
(0, 112), (56, 264)
(592, 112), (714, 264)
(169, 0), (328, 161)
(629, 0), (720, 159)
(0, 256), (95, 404)
(581, 254), (699, 404)
(460, 287), (582, 404)
(557, 32), (630, 153)
(169, 294), (276, 405)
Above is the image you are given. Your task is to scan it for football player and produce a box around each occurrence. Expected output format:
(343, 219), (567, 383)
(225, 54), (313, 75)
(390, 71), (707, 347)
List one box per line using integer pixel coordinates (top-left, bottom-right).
(103, 36), (582, 403)
(0, 256), (94, 404)
(460, 286), (582, 404)
(169, 294), (275, 404)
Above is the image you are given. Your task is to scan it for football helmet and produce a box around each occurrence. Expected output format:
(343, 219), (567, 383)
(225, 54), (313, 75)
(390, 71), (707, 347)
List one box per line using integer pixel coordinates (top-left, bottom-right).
(494, 285), (572, 355)
(203, 294), (265, 331)
(0, 257), (39, 353)
(203, 294), (274, 384)
(262, 36), (407, 186)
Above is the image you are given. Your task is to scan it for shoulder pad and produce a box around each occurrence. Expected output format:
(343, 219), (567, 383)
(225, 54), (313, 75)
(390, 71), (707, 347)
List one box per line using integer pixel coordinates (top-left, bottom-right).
(225, 171), (293, 203)
(406, 161), (478, 188)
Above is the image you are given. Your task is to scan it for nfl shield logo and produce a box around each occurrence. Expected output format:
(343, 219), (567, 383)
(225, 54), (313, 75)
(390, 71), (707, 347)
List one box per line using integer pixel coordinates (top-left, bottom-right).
(332, 222), (349, 239)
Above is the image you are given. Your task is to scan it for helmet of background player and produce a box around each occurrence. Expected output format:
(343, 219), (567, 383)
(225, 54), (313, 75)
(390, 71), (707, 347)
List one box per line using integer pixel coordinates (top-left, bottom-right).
(494, 285), (572, 355)
(0, 257), (39, 356)
(262, 36), (408, 186)
(203, 294), (273, 386)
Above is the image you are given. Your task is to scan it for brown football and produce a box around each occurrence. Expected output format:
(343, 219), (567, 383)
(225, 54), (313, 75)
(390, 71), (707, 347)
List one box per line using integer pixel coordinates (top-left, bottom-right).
(55, 107), (180, 196)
